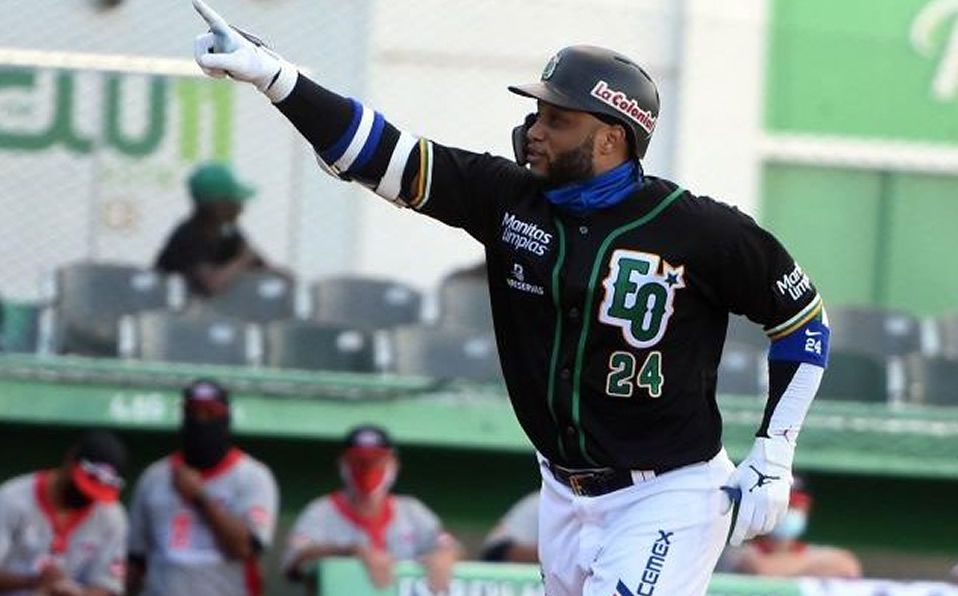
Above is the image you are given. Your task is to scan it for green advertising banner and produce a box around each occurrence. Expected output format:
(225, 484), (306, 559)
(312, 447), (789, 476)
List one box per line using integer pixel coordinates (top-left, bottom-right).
(0, 62), (302, 300)
(316, 558), (802, 596)
(767, 0), (958, 142)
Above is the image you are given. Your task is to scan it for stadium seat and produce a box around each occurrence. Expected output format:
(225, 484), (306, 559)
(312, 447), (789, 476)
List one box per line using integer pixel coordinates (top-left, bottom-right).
(190, 271), (295, 323)
(437, 276), (493, 332)
(311, 276), (422, 330)
(264, 320), (375, 372)
(0, 300), (46, 353)
(903, 354), (958, 406)
(726, 315), (768, 349)
(816, 350), (888, 403)
(827, 305), (921, 358)
(717, 341), (766, 396)
(937, 311), (958, 360)
(54, 262), (183, 357)
(120, 311), (258, 366)
(391, 325), (502, 383)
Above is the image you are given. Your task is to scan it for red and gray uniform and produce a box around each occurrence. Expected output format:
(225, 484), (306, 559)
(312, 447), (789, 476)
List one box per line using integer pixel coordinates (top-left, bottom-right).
(480, 492), (540, 560)
(128, 449), (278, 596)
(0, 472), (127, 596)
(282, 492), (450, 573)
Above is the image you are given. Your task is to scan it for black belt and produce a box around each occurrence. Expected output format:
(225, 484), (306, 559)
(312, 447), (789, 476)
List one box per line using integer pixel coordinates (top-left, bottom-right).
(548, 463), (645, 497)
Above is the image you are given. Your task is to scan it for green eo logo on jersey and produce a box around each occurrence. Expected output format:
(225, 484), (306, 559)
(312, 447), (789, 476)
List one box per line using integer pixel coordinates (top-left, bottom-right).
(598, 250), (685, 399)
(599, 249), (685, 349)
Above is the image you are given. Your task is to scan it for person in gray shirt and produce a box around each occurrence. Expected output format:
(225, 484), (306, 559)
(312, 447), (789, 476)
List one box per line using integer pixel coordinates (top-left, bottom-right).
(479, 491), (540, 564)
(0, 430), (128, 596)
(283, 425), (460, 595)
(126, 379), (278, 596)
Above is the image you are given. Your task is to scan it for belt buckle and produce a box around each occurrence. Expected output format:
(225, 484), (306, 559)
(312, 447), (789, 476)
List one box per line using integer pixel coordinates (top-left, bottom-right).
(568, 473), (588, 496)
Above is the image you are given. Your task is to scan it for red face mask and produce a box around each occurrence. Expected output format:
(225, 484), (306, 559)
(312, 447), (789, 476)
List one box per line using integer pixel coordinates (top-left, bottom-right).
(341, 448), (394, 497)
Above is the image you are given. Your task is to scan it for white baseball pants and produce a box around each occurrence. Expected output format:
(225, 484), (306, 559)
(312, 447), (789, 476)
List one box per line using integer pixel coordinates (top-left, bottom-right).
(537, 449), (735, 596)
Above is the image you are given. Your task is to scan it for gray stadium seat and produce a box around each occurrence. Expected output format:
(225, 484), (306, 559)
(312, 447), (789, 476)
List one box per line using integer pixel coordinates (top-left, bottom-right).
(191, 271), (295, 323)
(937, 312), (958, 360)
(54, 262), (182, 357)
(391, 325), (502, 383)
(726, 315), (768, 349)
(121, 311), (257, 366)
(903, 355), (958, 406)
(816, 350), (888, 403)
(264, 320), (375, 372)
(311, 276), (422, 330)
(717, 341), (766, 396)
(437, 276), (493, 332)
(828, 305), (921, 358)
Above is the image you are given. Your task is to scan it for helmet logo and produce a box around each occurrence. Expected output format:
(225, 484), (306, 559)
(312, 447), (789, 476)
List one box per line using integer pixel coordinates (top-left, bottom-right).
(590, 80), (657, 134)
(542, 54), (560, 81)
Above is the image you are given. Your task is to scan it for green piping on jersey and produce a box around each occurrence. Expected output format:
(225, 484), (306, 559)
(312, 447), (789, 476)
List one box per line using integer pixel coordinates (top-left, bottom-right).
(547, 219), (569, 461)
(571, 186), (685, 465)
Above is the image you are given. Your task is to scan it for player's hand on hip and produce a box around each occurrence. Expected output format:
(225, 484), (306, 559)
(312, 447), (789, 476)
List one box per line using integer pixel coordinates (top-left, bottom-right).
(725, 436), (794, 546)
(191, 0), (297, 102)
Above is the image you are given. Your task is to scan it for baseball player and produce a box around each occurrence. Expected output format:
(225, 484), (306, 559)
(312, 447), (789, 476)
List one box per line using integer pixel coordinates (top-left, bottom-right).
(190, 3), (830, 594)
(479, 491), (540, 564)
(0, 430), (128, 596)
(282, 425), (460, 595)
(126, 379), (278, 596)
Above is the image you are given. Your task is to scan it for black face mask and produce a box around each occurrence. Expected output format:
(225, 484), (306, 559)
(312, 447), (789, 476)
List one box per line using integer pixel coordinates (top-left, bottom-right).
(63, 479), (93, 510)
(181, 417), (231, 470)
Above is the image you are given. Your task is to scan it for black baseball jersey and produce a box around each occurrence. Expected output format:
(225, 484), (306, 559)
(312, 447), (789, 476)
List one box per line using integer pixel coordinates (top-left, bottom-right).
(417, 146), (820, 471)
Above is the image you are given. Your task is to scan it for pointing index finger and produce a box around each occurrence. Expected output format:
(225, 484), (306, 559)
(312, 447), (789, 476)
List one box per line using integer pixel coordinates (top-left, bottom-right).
(192, 0), (229, 33)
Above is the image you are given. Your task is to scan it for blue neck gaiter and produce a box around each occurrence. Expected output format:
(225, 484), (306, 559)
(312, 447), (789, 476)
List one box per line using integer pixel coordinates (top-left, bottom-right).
(544, 161), (644, 215)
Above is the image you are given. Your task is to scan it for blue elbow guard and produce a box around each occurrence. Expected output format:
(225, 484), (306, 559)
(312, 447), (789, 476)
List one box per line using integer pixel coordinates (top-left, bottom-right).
(768, 318), (829, 368)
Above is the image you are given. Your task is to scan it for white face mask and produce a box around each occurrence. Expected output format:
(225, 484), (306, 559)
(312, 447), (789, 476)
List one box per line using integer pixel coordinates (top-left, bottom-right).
(770, 508), (808, 540)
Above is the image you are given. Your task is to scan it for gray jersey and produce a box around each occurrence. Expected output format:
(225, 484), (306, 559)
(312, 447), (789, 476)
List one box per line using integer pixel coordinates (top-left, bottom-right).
(0, 472), (128, 596)
(482, 492), (539, 552)
(282, 493), (448, 574)
(128, 449), (278, 596)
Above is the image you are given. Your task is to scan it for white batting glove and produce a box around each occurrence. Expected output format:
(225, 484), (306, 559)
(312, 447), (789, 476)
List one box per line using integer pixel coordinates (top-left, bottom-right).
(724, 437), (794, 546)
(191, 0), (298, 103)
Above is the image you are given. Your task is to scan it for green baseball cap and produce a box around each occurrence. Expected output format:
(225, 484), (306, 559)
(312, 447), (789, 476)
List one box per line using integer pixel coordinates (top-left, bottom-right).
(188, 162), (256, 204)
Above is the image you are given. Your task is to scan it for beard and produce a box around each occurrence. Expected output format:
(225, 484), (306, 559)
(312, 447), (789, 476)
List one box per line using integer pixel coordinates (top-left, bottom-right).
(543, 133), (596, 189)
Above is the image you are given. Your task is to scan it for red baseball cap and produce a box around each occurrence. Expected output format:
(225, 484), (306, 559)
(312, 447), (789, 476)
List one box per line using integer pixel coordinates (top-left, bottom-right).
(70, 431), (127, 503)
(343, 425), (394, 456)
(182, 379), (231, 418)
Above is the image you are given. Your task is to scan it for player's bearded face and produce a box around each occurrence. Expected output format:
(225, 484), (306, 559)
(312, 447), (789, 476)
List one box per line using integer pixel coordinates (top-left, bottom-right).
(526, 104), (602, 187)
(544, 133), (596, 188)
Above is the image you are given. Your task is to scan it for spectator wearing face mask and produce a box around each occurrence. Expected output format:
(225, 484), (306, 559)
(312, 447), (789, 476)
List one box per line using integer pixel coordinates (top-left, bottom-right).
(125, 379), (279, 596)
(282, 425), (460, 595)
(155, 162), (290, 298)
(715, 476), (862, 578)
(0, 430), (128, 596)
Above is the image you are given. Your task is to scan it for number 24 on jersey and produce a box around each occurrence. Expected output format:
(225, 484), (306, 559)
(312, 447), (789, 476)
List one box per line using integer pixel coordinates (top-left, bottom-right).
(606, 351), (664, 398)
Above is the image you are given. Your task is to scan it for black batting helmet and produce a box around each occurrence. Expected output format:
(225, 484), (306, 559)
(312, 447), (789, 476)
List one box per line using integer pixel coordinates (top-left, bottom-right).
(508, 45), (660, 159)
